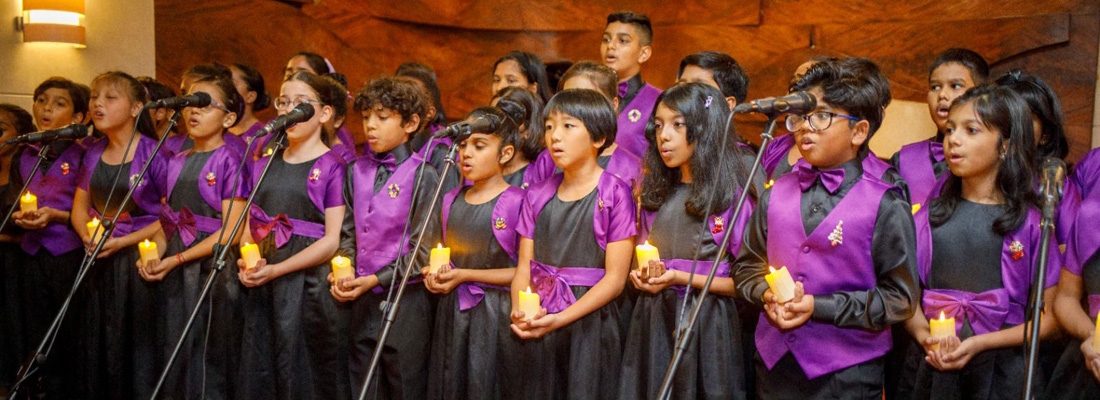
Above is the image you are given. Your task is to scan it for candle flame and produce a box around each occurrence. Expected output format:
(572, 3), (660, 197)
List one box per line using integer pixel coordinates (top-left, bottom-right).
(333, 255), (347, 263)
(437, 243), (443, 249)
(142, 239), (150, 247)
(23, 192), (33, 201)
(243, 241), (251, 246)
(90, 217), (100, 225)
(525, 286), (532, 294)
(644, 240), (651, 246)
(769, 266), (777, 273)
(939, 311), (946, 321)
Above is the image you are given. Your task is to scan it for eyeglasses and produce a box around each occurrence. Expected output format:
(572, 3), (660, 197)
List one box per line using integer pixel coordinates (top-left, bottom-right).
(785, 111), (861, 132)
(274, 96), (322, 111)
(189, 98), (231, 114)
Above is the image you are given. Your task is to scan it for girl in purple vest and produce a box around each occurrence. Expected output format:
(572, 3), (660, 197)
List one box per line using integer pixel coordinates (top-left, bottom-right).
(901, 85), (1061, 399)
(1048, 146), (1100, 399)
(71, 71), (167, 398)
(234, 71), (350, 399)
(492, 86), (549, 189)
(504, 89), (637, 399)
(3, 78), (88, 396)
(139, 72), (248, 399)
(228, 62), (270, 140)
(423, 106), (525, 400)
(619, 82), (756, 399)
(330, 76), (438, 399)
(891, 49), (989, 207)
(733, 59), (919, 399)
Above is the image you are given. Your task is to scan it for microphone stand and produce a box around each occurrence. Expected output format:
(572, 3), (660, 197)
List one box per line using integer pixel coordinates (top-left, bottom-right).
(357, 133), (460, 400)
(149, 130), (286, 399)
(9, 109), (177, 397)
(0, 142), (51, 235)
(656, 116), (778, 400)
(1022, 171), (1061, 399)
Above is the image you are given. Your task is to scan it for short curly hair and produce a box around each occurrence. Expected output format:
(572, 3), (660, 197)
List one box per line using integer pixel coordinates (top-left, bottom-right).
(354, 76), (429, 131)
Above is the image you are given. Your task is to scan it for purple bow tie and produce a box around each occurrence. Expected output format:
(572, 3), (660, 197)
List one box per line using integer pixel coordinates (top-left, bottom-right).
(160, 203), (198, 246)
(617, 81), (629, 99)
(930, 141), (945, 163)
(371, 152), (397, 171)
(795, 160), (845, 193)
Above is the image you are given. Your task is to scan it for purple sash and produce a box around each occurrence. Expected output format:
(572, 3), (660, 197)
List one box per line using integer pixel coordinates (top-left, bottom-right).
(615, 83), (662, 158)
(452, 262), (511, 311)
(18, 142), (86, 255)
(440, 186), (524, 309)
(529, 260), (605, 314)
(922, 288), (1011, 336)
(159, 204), (221, 246)
(248, 205), (324, 248)
(88, 208), (158, 238)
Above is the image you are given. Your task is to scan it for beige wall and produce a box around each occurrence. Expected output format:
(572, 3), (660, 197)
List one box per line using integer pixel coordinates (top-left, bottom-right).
(0, 0), (155, 113)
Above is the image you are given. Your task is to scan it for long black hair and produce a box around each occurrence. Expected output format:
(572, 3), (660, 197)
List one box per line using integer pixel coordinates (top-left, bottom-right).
(494, 51), (552, 104)
(640, 82), (752, 217)
(995, 70), (1069, 160)
(493, 86), (545, 161)
(929, 84), (1038, 235)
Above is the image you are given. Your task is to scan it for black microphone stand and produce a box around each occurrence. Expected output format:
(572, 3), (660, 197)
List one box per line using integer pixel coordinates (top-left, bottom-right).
(149, 130), (286, 399)
(1022, 163), (1063, 399)
(0, 142), (51, 235)
(656, 116), (778, 400)
(357, 132), (461, 400)
(9, 109), (177, 398)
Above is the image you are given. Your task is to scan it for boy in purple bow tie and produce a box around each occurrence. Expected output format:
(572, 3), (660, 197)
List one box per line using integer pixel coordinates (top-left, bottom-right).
(733, 58), (919, 399)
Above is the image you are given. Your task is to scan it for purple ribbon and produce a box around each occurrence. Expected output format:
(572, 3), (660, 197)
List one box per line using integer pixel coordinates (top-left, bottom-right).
(930, 141), (945, 163)
(369, 151), (397, 171)
(457, 281), (510, 311)
(529, 260), (605, 314)
(159, 204), (222, 246)
(794, 159), (845, 193)
(663, 259), (730, 298)
(617, 80), (629, 99)
(922, 288), (1011, 336)
(249, 205), (325, 248)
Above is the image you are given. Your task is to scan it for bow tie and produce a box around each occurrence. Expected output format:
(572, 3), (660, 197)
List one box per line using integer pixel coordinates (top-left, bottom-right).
(930, 141), (945, 163)
(794, 160), (845, 193)
(617, 81), (630, 99)
(371, 152), (397, 171)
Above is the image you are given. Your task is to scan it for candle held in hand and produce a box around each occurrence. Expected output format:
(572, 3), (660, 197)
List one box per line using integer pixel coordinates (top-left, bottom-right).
(765, 266), (796, 303)
(20, 192), (37, 214)
(331, 255), (354, 282)
(87, 218), (103, 244)
(429, 243), (450, 275)
(517, 286), (541, 322)
(138, 239), (158, 265)
(929, 311), (956, 352)
(635, 241), (660, 276)
(240, 242), (261, 270)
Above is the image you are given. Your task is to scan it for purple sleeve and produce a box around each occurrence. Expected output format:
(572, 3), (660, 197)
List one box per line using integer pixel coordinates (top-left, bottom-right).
(517, 189), (537, 239)
(323, 157), (346, 208)
(1043, 228), (1063, 288)
(604, 177), (637, 243)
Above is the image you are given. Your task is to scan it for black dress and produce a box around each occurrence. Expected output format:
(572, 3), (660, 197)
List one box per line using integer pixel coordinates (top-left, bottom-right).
(619, 185), (746, 400)
(235, 153), (351, 399)
(500, 190), (623, 400)
(427, 189), (515, 400)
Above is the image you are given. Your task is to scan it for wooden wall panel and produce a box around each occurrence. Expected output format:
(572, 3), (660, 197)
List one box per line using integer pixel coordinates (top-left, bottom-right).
(155, 0), (1099, 161)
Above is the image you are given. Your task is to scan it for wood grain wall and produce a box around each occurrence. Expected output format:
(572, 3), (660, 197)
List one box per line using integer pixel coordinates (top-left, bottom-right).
(155, 0), (1100, 161)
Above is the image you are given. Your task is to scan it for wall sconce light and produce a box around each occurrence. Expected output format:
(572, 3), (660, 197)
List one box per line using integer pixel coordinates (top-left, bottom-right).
(18, 0), (86, 48)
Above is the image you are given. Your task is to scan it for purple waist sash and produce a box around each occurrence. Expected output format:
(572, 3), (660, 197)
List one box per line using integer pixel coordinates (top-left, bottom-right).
(530, 260), (605, 314)
(454, 263), (511, 311)
(1088, 294), (1100, 320)
(159, 204), (222, 246)
(663, 259), (730, 298)
(922, 288), (1012, 336)
(249, 205), (324, 248)
(89, 209), (158, 237)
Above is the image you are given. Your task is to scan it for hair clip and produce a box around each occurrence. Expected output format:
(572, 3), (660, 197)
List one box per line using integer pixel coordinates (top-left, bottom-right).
(704, 95), (713, 109)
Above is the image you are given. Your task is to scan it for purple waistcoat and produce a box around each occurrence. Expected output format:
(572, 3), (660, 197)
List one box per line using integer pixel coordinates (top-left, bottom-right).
(79, 136), (166, 236)
(616, 83), (662, 158)
(758, 173), (893, 379)
(350, 152), (425, 279)
(897, 139), (944, 206)
(17, 142), (86, 255)
(915, 205), (1061, 335)
(440, 185), (525, 310)
(161, 146), (246, 245)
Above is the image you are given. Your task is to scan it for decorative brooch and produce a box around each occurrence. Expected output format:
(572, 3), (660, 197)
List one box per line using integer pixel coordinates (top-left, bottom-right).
(911, 203), (922, 215)
(1009, 240), (1025, 260)
(205, 172), (216, 186)
(308, 168), (321, 181)
(828, 220), (844, 247)
(764, 179), (775, 190)
(387, 183), (400, 199)
(129, 173), (141, 187)
(494, 217), (507, 230)
(60, 162), (71, 175)
(598, 197), (605, 211)
(712, 216), (725, 234)
(628, 109), (642, 122)
(520, 182), (529, 190)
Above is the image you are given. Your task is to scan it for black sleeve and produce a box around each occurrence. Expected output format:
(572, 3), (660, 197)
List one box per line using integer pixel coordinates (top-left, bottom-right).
(733, 188), (772, 308)
(879, 167), (912, 204)
(374, 165), (442, 287)
(810, 188), (919, 330)
(337, 160), (358, 265)
(888, 151), (902, 171)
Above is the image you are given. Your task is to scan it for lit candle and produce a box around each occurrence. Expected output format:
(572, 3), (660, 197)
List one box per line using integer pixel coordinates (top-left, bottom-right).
(138, 239), (158, 265)
(517, 286), (541, 321)
(635, 241), (660, 275)
(929, 311), (957, 352)
(86, 218), (103, 244)
(765, 266), (796, 303)
(240, 241), (261, 270)
(331, 255), (354, 282)
(429, 243), (450, 275)
(20, 192), (37, 214)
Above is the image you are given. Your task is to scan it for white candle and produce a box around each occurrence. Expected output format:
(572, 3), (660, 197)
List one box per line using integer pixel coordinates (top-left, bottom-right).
(138, 239), (158, 265)
(765, 266), (796, 303)
(517, 286), (541, 321)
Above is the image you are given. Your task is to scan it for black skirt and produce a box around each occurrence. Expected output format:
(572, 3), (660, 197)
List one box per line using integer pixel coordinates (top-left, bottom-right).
(1045, 339), (1100, 400)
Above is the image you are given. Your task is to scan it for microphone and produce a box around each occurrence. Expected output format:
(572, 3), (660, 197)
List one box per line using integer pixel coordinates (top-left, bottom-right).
(255, 103), (316, 138)
(733, 91), (817, 116)
(1039, 157), (1066, 209)
(433, 113), (502, 141)
(5, 124), (90, 144)
(147, 92), (212, 109)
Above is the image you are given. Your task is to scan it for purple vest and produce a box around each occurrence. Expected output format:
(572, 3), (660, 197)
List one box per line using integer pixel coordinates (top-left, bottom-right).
(616, 83), (662, 158)
(441, 185), (525, 310)
(17, 142), (86, 255)
(915, 205), (1062, 335)
(79, 136), (166, 236)
(350, 153), (425, 278)
(161, 146), (246, 245)
(897, 139), (944, 206)
(758, 174), (893, 379)
(1067, 148), (1100, 274)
